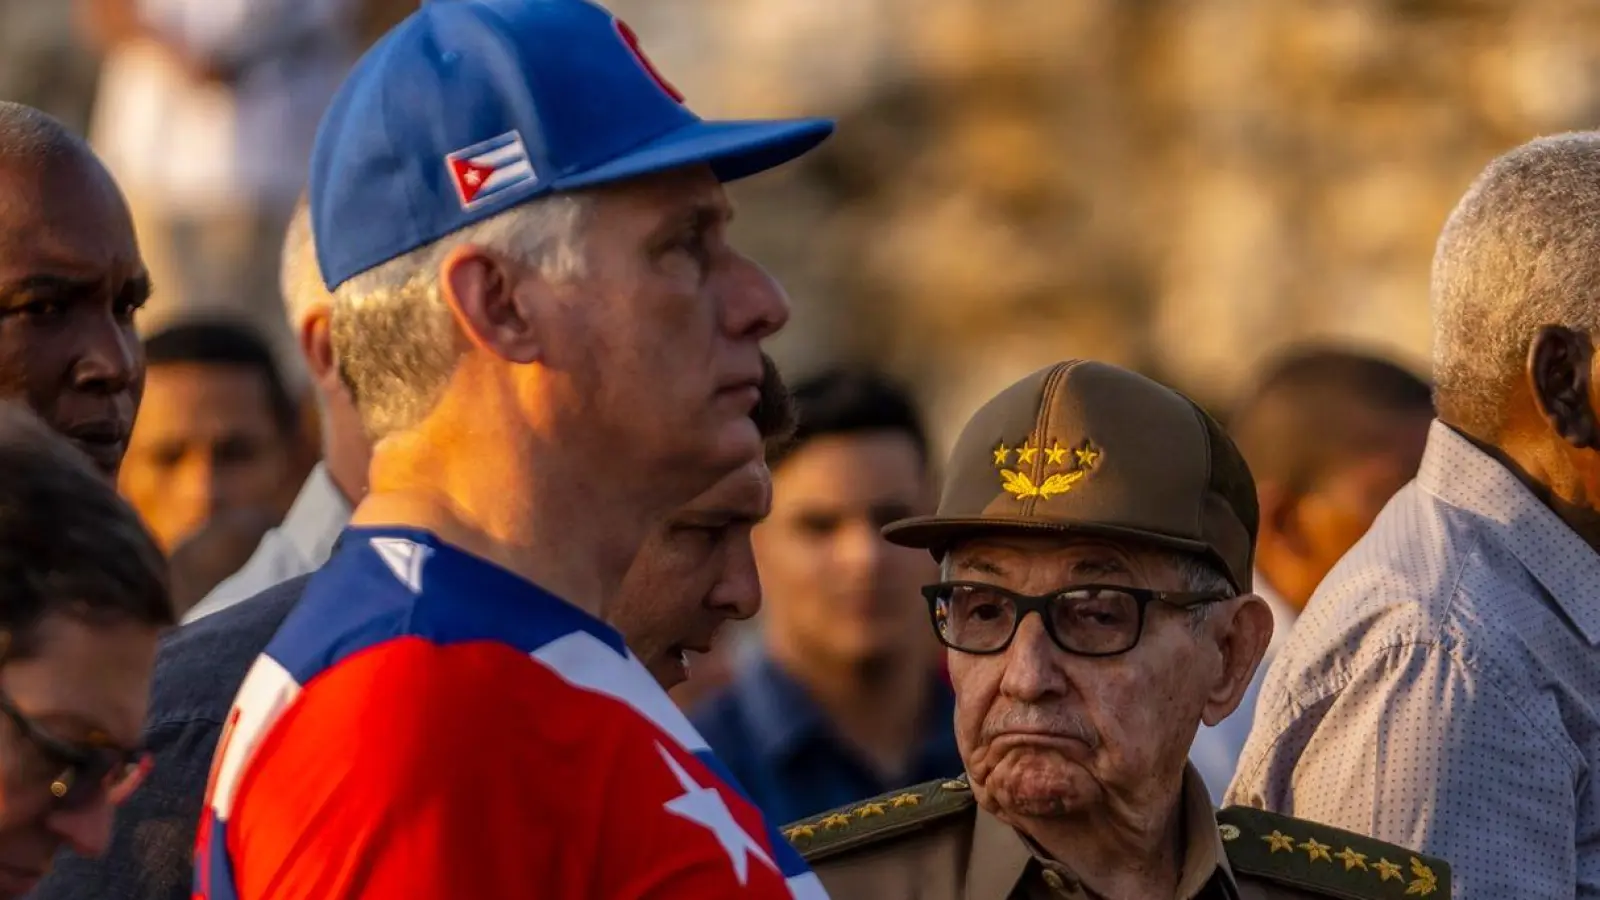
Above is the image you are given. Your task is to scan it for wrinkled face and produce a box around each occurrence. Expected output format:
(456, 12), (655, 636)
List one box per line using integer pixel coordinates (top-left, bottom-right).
(611, 459), (772, 690)
(946, 536), (1221, 823)
(755, 432), (936, 669)
(535, 165), (790, 510)
(0, 615), (157, 896)
(118, 362), (297, 550)
(0, 157), (147, 479)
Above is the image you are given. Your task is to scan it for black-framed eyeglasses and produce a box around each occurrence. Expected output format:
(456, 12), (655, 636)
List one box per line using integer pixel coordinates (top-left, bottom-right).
(0, 690), (149, 811)
(922, 581), (1233, 658)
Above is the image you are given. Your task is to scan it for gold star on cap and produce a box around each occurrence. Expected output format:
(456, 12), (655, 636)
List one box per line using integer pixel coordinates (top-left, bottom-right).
(993, 443), (1010, 465)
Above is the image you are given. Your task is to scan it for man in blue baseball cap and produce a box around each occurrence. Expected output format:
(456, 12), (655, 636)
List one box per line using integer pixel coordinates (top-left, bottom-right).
(192, 1), (832, 898)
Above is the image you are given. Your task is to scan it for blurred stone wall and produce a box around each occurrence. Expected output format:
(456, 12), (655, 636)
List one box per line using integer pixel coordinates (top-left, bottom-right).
(612, 0), (1600, 450)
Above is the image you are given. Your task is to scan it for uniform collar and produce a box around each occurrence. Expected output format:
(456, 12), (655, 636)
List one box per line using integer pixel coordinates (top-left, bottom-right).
(964, 765), (1235, 899)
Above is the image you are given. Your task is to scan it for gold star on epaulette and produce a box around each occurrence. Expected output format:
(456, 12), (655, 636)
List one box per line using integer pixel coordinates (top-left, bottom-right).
(1263, 830), (1295, 853)
(855, 802), (886, 818)
(1374, 859), (1403, 882)
(784, 824), (814, 841)
(1300, 837), (1332, 863)
(889, 793), (920, 808)
(1407, 857), (1438, 896)
(820, 813), (851, 829)
(1335, 847), (1369, 871)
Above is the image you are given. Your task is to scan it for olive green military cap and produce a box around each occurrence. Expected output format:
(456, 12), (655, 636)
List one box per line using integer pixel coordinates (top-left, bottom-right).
(883, 360), (1258, 593)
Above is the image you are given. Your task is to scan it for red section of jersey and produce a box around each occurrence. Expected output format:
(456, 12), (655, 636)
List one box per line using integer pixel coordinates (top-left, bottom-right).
(449, 158), (495, 204)
(223, 638), (791, 898)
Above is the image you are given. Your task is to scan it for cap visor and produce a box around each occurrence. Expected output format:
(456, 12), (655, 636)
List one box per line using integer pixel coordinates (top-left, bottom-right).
(556, 117), (834, 190)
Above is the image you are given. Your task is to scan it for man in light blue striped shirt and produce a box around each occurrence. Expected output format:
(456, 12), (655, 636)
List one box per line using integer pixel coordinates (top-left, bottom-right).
(1229, 132), (1600, 899)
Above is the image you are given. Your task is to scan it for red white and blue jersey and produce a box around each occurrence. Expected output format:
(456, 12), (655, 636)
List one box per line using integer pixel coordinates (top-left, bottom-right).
(194, 527), (830, 900)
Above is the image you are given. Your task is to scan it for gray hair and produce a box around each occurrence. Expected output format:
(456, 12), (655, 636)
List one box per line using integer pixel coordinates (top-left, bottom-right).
(1432, 132), (1600, 440)
(330, 194), (590, 439)
(279, 195), (328, 331)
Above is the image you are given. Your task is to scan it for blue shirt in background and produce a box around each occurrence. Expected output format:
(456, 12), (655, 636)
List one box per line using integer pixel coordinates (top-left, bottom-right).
(691, 652), (963, 825)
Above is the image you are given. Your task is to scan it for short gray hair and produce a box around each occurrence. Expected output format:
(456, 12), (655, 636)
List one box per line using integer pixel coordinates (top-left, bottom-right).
(279, 195), (328, 331)
(1432, 132), (1600, 440)
(330, 194), (590, 439)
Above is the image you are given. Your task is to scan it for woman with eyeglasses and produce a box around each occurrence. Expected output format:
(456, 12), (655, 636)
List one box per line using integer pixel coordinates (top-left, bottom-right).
(0, 403), (171, 896)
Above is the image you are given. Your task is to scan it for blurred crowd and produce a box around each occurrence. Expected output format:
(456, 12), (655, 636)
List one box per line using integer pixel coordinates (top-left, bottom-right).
(3, 1), (1600, 899)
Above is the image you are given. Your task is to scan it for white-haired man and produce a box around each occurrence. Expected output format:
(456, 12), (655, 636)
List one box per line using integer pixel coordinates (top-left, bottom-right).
(180, 196), (367, 624)
(1230, 133), (1600, 898)
(191, 1), (833, 899)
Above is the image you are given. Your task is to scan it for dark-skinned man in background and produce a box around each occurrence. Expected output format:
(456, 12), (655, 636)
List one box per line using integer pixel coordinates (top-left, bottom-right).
(0, 101), (147, 480)
(1231, 132), (1600, 900)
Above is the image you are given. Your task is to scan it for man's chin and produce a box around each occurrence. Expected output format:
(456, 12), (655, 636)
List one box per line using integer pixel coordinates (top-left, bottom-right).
(982, 752), (1099, 819)
(647, 650), (690, 691)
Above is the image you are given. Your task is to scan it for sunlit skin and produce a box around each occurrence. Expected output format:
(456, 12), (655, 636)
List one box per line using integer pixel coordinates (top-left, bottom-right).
(0, 155), (147, 479)
(358, 165), (791, 620)
(945, 534), (1271, 899)
(0, 616), (157, 897)
(611, 459), (772, 690)
(118, 362), (298, 551)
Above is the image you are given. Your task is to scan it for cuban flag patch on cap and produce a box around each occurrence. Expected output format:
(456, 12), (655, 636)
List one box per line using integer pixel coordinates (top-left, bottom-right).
(445, 131), (537, 210)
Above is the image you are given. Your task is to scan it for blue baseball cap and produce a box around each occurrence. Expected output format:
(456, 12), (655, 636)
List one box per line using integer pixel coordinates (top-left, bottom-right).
(310, 0), (835, 289)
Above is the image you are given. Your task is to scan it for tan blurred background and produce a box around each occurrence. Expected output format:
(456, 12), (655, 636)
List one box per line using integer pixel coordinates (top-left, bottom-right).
(5, 0), (1595, 447)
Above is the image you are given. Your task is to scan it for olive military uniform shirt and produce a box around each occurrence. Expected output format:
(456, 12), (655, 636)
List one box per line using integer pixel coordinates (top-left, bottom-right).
(784, 767), (1449, 900)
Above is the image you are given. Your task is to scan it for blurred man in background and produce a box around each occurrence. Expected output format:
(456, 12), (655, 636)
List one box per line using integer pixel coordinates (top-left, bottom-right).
(0, 102), (147, 481)
(116, 320), (303, 562)
(1188, 346), (1432, 800)
(1231, 132), (1600, 899)
(181, 196), (367, 624)
(76, 0), (359, 348)
(0, 402), (171, 898)
(692, 369), (955, 824)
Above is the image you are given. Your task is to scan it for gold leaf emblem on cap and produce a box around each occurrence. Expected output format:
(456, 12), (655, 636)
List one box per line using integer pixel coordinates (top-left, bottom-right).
(996, 438), (1101, 501)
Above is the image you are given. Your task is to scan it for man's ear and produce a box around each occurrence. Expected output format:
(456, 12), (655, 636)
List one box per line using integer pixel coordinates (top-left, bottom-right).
(1529, 325), (1600, 450)
(299, 306), (337, 385)
(1200, 595), (1274, 727)
(439, 243), (544, 364)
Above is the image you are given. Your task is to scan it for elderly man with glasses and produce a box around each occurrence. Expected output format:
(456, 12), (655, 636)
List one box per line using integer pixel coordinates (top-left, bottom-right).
(783, 361), (1450, 900)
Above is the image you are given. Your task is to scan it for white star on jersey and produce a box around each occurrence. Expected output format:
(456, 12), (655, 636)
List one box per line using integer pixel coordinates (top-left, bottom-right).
(656, 742), (774, 885)
(464, 169), (482, 185)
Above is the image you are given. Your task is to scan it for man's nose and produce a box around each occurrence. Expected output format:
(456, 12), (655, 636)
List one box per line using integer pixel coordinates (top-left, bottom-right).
(709, 539), (763, 621)
(71, 313), (139, 394)
(46, 799), (116, 858)
(997, 613), (1070, 702)
(718, 255), (791, 343)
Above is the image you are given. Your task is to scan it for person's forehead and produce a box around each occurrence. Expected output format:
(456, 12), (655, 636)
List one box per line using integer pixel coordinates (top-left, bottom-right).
(590, 164), (731, 222)
(134, 363), (279, 433)
(948, 535), (1142, 574)
(0, 159), (139, 282)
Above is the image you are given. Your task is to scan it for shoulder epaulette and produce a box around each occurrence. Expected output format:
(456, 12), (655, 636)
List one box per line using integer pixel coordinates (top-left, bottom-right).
(781, 776), (976, 864)
(1216, 806), (1451, 899)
